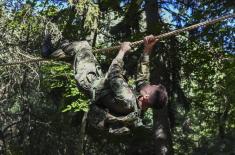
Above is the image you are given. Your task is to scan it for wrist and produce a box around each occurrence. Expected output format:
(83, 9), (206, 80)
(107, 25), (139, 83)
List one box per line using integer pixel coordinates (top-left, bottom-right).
(116, 50), (126, 59)
(119, 49), (127, 53)
(144, 48), (151, 54)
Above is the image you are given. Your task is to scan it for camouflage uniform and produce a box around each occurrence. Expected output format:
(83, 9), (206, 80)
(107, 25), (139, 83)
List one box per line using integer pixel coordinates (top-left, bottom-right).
(136, 53), (150, 91)
(60, 41), (150, 133)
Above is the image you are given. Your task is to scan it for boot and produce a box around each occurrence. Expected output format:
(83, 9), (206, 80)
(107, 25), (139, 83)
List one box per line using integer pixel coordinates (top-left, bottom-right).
(42, 34), (66, 59)
(42, 34), (54, 58)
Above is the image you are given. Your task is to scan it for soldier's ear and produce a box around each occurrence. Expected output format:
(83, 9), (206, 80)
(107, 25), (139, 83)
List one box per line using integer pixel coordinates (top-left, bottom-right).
(143, 95), (150, 102)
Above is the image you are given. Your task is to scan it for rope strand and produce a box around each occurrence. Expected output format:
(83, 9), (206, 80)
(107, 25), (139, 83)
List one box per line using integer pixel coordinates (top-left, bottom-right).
(94, 13), (235, 52)
(1, 13), (234, 67)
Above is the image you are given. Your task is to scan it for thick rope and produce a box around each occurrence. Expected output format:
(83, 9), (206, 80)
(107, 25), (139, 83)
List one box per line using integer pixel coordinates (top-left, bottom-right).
(94, 13), (235, 52)
(0, 13), (234, 67)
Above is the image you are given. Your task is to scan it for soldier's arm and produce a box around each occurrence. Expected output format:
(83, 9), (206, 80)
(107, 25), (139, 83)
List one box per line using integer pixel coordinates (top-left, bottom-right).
(106, 42), (131, 81)
(106, 42), (138, 114)
(136, 35), (158, 91)
(136, 53), (150, 91)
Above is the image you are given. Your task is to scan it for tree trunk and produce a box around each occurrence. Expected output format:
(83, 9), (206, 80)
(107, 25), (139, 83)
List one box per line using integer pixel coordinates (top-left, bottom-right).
(145, 0), (173, 154)
(153, 108), (172, 155)
(78, 112), (87, 155)
(218, 95), (229, 139)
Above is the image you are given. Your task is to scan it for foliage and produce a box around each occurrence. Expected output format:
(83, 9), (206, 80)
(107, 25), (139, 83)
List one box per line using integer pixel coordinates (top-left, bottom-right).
(41, 63), (89, 112)
(0, 0), (234, 155)
(74, 0), (100, 31)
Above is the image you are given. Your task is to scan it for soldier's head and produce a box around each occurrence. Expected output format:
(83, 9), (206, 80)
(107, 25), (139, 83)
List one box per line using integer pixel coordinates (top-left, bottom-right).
(139, 84), (168, 110)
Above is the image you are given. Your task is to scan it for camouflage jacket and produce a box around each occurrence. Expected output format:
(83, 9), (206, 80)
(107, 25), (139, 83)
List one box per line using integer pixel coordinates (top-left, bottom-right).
(136, 53), (150, 91)
(94, 53), (150, 116)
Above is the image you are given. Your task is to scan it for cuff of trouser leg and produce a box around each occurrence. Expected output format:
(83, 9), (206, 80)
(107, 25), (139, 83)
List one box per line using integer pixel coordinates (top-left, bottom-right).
(50, 49), (66, 58)
(63, 41), (92, 57)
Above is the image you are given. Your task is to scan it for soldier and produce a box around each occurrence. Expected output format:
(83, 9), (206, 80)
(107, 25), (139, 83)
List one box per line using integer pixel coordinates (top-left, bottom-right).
(42, 35), (168, 134)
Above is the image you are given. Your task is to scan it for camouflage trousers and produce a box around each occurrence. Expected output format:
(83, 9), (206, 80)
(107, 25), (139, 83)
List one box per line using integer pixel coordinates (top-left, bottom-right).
(71, 41), (105, 98)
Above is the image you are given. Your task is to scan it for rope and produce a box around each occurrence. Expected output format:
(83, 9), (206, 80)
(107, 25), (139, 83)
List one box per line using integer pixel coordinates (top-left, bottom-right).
(94, 13), (235, 52)
(0, 13), (234, 67)
(0, 57), (70, 67)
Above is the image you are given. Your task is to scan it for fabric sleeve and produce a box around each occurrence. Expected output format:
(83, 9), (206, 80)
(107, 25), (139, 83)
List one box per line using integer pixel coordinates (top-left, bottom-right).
(136, 53), (150, 91)
(106, 58), (138, 115)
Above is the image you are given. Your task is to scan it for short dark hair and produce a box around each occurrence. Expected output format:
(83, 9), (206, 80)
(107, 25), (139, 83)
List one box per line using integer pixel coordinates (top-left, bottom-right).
(141, 84), (168, 109)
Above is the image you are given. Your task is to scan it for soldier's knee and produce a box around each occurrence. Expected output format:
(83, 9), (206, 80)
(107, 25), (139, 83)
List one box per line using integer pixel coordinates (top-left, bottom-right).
(64, 41), (92, 56)
(72, 41), (91, 51)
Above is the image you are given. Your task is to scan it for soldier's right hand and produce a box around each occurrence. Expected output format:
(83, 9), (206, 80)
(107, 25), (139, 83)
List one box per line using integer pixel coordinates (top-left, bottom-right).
(143, 35), (158, 54)
(120, 42), (131, 54)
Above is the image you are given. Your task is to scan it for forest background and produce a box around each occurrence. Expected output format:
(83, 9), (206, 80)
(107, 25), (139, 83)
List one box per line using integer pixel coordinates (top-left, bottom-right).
(0, 0), (234, 155)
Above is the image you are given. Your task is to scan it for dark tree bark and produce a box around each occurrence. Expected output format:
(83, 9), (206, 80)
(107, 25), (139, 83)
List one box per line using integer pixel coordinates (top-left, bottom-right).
(145, 0), (173, 154)
(78, 112), (87, 155)
(110, 0), (144, 39)
(218, 95), (229, 139)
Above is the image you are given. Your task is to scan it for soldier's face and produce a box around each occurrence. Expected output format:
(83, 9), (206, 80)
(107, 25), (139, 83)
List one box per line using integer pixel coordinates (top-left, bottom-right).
(143, 95), (149, 102)
(139, 95), (150, 110)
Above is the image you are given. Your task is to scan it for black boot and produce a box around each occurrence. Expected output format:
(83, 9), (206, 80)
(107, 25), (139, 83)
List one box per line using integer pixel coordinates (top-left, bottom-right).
(42, 34), (66, 59)
(42, 34), (54, 58)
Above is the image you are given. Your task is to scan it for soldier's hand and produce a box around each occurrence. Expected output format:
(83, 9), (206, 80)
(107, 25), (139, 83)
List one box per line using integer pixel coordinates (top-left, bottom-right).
(144, 35), (158, 54)
(120, 42), (131, 54)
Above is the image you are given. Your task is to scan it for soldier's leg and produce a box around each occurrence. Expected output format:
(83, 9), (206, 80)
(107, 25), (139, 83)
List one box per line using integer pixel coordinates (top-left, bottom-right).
(64, 41), (104, 98)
